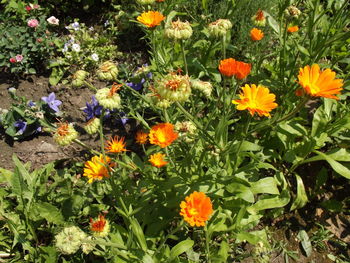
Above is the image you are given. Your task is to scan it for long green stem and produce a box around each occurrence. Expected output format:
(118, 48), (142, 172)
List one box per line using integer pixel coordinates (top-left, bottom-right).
(221, 34), (226, 60)
(152, 30), (160, 70)
(204, 225), (211, 263)
(84, 81), (97, 92)
(180, 40), (188, 75)
(233, 115), (252, 173)
(73, 139), (100, 155)
(156, 221), (183, 255)
(99, 110), (106, 157)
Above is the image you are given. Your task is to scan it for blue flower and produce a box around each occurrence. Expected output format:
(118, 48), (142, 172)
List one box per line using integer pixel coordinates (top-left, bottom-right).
(28, 101), (36, 107)
(14, 120), (27, 135)
(83, 96), (103, 121)
(42, 92), (62, 112)
(126, 79), (145, 91)
(119, 112), (129, 126)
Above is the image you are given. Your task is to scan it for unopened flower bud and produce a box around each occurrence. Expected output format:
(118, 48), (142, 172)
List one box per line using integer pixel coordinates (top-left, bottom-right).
(155, 73), (191, 102)
(165, 19), (193, 40)
(81, 236), (95, 254)
(55, 226), (87, 255)
(53, 123), (79, 146)
(97, 61), (118, 82)
(95, 84), (122, 110)
(208, 19), (232, 38)
(72, 70), (89, 88)
(136, 0), (155, 4)
(285, 5), (301, 18)
(251, 9), (266, 27)
(84, 118), (100, 134)
(190, 79), (213, 97)
(175, 121), (197, 142)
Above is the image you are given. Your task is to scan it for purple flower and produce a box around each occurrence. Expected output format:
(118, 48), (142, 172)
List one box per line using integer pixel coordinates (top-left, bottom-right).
(119, 112), (129, 126)
(83, 96), (103, 121)
(14, 120), (27, 135)
(126, 79), (145, 91)
(28, 101), (36, 107)
(41, 92), (62, 112)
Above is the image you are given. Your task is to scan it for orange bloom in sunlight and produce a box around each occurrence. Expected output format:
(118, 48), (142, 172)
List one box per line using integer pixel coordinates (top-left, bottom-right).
(219, 58), (251, 79)
(149, 123), (178, 148)
(297, 64), (343, 100)
(83, 155), (114, 183)
(287, 26), (299, 33)
(250, 28), (264, 41)
(156, 0), (164, 2)
(219, 58), (236, 77)
(235, 61), (252, 80)
(90, 214), (110, 237)
(137, 11), (165, 28)
(135, 130), (148, 145)
(105, 136), (127, 153)
(180, 191), (213, 227)
(149, 153), (168, 168)
(232, 84), (278, 117)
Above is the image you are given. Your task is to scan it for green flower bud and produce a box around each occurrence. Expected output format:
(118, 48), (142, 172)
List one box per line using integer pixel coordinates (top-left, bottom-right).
(136, 0), (155, 4)
(81, 236), (95, 254)
(155, 73), (191, 102)
(95, 86), (122, 110)
(97, 61), (118, 82)
(165, 19), (193, 40)
(175, 121), (197, 142)
(53, 123), (79, 146)
(285, 5), (301, 18)
(55, 226), (87, 255)
(84, 118), (100, 134)
(72, 70), (89, 88)
(208, 19), (232, 38)
(190, 79), (213, 97)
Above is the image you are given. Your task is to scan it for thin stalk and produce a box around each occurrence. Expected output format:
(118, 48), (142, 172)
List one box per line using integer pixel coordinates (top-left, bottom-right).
(165, 147), (175, 167)
(84, 81), (98, 92)
(99, 110), (106, 157)
(221, 34), (226, 60)
(180, 40), (188, 75)
(204, 225), (211, 263)
(73, 139), (100, 155)
(156, 221), (183, 255)
(152, 29), (160, 70)
(233, 115), (252, 173)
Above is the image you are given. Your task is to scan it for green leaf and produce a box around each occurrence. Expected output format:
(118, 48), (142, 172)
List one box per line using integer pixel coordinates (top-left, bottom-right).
(313, 150), (350, 179)
(130, 218), (147, 251)
(33, 202), (65, 225)
(251, 177), (279, 195)
(297, 45), (310, 57)
(290, 174), (308, 211)
(247, 190), (290, 214)
(215, 240), (229, 263)
(168, 240), (194, 261)
(297, 230), (312, 257)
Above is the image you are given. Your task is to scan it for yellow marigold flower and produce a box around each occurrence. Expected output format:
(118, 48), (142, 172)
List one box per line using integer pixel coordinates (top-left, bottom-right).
(297, 64), (343, 100)
(149, 123), (178, 148)
(232, 84), (278, 117)
(149, 153), (168, 168)
(137, 11), (165, 28)
(287, 25), (299, 33)
(250, 28), (264, 41)
(180, 191), (213, 227)
(95, 83), (122, 110)
(90, 214), (110, 238)
(83, 155), (114, 183)
(135, 130), (148, 145)
(105, 136), (127, 153)
(53, 122), (78, 146)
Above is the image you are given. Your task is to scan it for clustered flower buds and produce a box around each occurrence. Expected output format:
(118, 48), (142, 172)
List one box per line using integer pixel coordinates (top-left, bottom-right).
(97, 61), (119, 81)
(53, 122), (79, 146)
(208, 19), (232, 37)
(154, 72), (191, 103)
(190, 79), (213, 97)
(136, 0), (155, 4)
(165, 19), (193, 40)
(55, 226), (87, 255)
(175, 121), (197, 142)
(71, 70), (89, 88)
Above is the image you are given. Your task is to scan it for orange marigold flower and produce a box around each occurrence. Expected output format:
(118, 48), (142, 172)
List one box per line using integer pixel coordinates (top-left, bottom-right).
(250, 28), (264, 41)
(287, 25), (299, 33)
(135, 130), (148, 145)
(90, 214), (110, 237)
(149, 123), (178, 148)
(180, 191), (213, 227)
(219, 58), (251, 79)
(219, 58), (236, 77)
(156, 0), (164, 2)
(235, 61), (252, 80)
(232, 84), (278, 117)
(137, 11), (165, 28)
(83, 155), (114, 183)
(297, 64), (343, 100)
(149, 153), (168, 168)
(105, 136), (127, 153)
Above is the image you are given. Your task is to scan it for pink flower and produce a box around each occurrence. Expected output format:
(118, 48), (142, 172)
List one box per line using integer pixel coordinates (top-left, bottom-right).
(32, 4), (40, 9)
(46, 16), (59, 25)
(15, 55), (23, 62)
(25, 6), (32, 11)
(9, 58), (16, 63)
(27, 19), (39, 28)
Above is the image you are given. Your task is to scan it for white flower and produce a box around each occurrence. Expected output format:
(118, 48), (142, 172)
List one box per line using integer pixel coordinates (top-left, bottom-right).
(47, 16), (59, 25)
(91, 53), (99, 61)
(72, 43), (81, 52)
